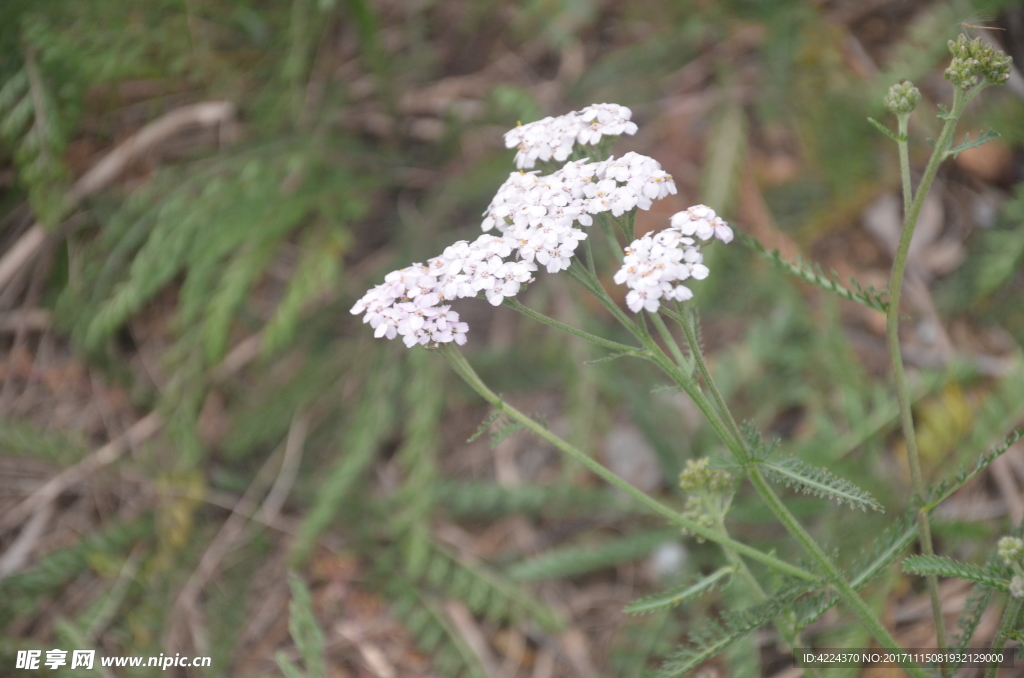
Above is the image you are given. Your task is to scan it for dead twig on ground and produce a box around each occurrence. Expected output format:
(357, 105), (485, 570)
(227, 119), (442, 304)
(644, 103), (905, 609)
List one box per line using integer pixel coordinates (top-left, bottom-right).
(0, 412), (162, 535)
(0, 101), (236, 295)
(0, 308), (50, 333)
(166, 411), (308, 653)
(0, 500), (55, 582)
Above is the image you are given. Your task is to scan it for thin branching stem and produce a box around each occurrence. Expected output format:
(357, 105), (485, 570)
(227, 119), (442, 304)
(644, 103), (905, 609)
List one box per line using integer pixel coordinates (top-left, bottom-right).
(661, 310), (931, 676)
(564, 255), (928, 673)
(713, 513), (824, 678)
(648, 311), (690, 373)
(745, 468), (932, 678)
(887, 85), (975, 656)
(437, 344), (819, 583)
(673, 305), (748, 455)
(984, 596), (1022, 678)
(503, 298), (643, 355)
(897, 114), (912, 219)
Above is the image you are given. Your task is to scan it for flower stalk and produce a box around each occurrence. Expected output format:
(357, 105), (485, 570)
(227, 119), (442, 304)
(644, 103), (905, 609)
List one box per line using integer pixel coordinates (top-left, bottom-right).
(438, 343), (819, 583)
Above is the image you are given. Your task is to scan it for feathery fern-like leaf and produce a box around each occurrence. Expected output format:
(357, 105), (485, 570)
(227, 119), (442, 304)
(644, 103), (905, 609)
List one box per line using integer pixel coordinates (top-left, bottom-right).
(416, 542), (562, 632)
(756, 457), (883, 511)
(261, 229), (345, 357)
(741, 422), (779, 462)
(794, 512), (917, 631)
(926, 428), (1024, 510)
(467, 408), (503, 443)
(902, 555), (1009, 592)
(739, 233), (889, 312)
(290, 351), (400, 565)
(953, 582), (994, 660)
(388, 580), (488, 678)
(655, 585), (808, 678)
(625, 566), (736, 615)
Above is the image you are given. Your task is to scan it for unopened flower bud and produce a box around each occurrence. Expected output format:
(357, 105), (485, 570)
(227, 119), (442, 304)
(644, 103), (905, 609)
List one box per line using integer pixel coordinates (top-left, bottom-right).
(681, 495), (716, 543)
(998, 536), (1024, 566)
(1010, 575), (1024, 599)
(945, 35), (1014, 89)
(884, 81), (921, 115)
(679, 458), (732, 494)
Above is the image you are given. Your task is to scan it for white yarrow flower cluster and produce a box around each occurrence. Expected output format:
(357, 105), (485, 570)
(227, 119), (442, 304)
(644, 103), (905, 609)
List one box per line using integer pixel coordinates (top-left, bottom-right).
(670, 204), (734, 243)
(504, 103), (639, 169)
(350, 234), (536, 347)
(614, 205), (733, 313)
(481, 153), (677, 274)
(353, 102), (687, 347)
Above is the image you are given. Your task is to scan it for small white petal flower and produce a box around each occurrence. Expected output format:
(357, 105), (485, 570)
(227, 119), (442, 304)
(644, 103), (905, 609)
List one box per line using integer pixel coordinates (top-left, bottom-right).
(503, 104), (639, 170)
(612, 207), (732, 312)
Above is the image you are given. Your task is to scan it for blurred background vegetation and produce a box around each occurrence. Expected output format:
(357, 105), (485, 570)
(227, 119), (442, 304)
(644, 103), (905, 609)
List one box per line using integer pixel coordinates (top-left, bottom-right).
(1, 0), (1023, 676)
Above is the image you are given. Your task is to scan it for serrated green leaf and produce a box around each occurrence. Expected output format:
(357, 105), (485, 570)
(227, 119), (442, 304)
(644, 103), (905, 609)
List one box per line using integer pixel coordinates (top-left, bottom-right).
(902, 555), (1009, 591)
(757, 457), (883, 511)
(655, 583), (813, 678)
(625, 566), (735, 615)
(945, 130), (999, 158)
(467, 407), (503, 443)
(739, 233), (889, 312)
(490, 420), (524, 448)
(925, 428), (1024, 511)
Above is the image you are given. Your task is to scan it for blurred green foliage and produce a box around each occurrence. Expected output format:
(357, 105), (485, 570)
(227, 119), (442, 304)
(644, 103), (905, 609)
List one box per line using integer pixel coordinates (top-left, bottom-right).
(0, 0), (1022, 676)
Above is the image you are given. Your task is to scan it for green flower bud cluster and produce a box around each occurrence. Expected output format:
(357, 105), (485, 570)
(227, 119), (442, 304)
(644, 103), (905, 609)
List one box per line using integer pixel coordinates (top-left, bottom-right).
(679, 458), (733, 494)
(681, 495), (716, 543)
(945, 34), (1013, 90)
(999, 536), (1024, 566)
(1011, 575), (1024, 600)
(679, 459), (733, 543)
(884, 80), (921, 115)
(998, 537), (1024, 599)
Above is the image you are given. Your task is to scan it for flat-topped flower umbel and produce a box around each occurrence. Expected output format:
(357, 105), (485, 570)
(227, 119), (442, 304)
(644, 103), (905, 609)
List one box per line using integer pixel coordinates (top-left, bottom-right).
(503, 103), (638, 169)
(613, 205), (733, 313)
(351, 104), (731, 347)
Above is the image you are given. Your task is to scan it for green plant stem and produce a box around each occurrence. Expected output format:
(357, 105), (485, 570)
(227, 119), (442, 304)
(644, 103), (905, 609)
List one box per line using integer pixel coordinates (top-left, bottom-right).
(661, 308), (930, 676)
(648, 311), (689, 372)
(437, 344), (818, 583)
(746, 468), (933, 678)
(503, 298), (642, 354)
(984, 596), (1022, 678)
(673, 305), (747, 454)
(713, 514), (824, 678)
(562, 242), (927, 673)
(887, 87), (972, 656)
(897, 114), (912, 219)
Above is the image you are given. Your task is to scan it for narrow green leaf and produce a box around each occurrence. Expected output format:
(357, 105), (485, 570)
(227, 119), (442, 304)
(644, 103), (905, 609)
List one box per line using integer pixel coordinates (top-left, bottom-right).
(902, 555), (1009, 591)
(945, 130), (999, 158)
(757, 457), (883, 512)
(925, 428), (1024, 511)
(739, 233), (889, 312)
(625, 566), (736, 615)
(867, 117), (906, 142)
(276, 653), (306, 678)
(508, 529), (680, 581)
(584, 351), (632, 365)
